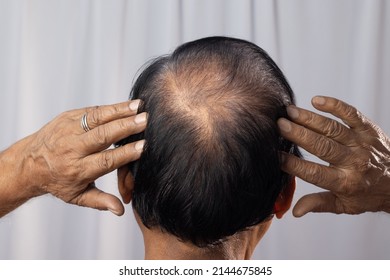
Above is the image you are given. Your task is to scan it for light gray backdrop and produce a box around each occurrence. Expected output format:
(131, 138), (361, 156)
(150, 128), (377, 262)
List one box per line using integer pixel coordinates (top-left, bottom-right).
(0, 0), (389, 259)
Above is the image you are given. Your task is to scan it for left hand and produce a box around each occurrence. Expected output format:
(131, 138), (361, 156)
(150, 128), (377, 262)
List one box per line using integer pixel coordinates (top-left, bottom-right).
(277, 96), (390, 217)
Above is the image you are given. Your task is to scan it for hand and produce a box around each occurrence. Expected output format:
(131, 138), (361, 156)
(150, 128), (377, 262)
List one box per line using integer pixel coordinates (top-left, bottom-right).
(0, 100), (146, 217)
(278, 96), (390, 217)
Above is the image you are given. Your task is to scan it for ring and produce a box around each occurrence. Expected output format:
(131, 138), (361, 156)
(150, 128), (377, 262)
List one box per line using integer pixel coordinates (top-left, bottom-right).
(81, 113), (91, 132)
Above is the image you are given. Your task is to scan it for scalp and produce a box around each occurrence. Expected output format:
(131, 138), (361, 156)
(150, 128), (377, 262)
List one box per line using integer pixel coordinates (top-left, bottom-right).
(124, 36), (300, 247)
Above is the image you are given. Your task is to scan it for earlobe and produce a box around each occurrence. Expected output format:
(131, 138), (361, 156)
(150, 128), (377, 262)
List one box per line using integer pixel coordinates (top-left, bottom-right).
(117, 166), (135, 204)
(273, 177), (296, 219)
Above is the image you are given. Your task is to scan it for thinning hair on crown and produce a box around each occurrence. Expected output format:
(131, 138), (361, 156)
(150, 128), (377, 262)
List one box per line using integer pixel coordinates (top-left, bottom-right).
(118, 36), (300, 247)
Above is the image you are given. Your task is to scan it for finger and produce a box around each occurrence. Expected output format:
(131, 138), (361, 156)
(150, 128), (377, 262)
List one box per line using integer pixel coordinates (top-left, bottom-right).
(286, 105), (355, 145)
(71, 183), (125, 216)
(83, 139), (145, 178)
(311, 96), (370, 131)
(117, 166), (135, 204)
(280, 152), (345, 192)
(293, 191), (342, 217)
(82, 112), (147, 152)
(80, 99), (142, 130)
(278, 118), (351, 166)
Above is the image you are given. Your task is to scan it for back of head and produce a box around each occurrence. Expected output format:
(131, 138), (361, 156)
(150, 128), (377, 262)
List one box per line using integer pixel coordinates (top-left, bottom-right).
(121, 36), (299, 247)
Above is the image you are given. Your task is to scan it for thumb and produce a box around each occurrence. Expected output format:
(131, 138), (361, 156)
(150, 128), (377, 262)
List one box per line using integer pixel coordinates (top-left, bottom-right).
(71, 182), (125, 216)
(293, 191), (339, 217)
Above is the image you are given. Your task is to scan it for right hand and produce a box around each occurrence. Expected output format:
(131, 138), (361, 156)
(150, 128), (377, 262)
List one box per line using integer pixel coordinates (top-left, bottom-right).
(0, 99), (146, 217)
(277, 96), (390, 217)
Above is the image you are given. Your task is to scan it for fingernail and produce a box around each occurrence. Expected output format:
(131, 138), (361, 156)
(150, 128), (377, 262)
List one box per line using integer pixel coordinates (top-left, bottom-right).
(287, 106), (299, 119)
(134, 112), (147, 124)
(108, 208), (121, 216)
(313, 96), (325, 105)
(135, 140), (145, 151)
(129, 99), (141, 111)
(278, 119), (292, 133)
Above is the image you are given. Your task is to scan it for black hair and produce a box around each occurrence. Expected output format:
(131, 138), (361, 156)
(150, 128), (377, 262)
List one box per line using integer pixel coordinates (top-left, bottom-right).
(118, 36), (300, 247)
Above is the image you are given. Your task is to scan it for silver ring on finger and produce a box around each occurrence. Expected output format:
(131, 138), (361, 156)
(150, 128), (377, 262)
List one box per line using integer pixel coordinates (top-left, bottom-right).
(81, 113), (91, 132)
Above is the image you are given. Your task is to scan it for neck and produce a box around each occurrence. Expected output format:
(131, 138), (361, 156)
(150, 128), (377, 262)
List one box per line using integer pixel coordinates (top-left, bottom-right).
(139, 220), (272, 260)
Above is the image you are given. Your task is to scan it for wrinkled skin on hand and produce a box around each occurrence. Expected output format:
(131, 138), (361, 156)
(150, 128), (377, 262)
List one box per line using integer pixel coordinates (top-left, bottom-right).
(0, 100), (146, 217)
(278, 96), (390, 217)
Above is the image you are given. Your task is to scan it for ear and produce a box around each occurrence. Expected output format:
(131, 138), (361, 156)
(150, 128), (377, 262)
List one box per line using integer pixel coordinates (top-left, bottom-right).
(117, 165), (135, 204)
(273, 177), (296, 219)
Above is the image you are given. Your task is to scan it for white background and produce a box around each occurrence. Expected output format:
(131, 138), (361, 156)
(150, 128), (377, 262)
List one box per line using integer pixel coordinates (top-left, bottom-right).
(0, 0), (389, 259)
(1, 260), (388, 279)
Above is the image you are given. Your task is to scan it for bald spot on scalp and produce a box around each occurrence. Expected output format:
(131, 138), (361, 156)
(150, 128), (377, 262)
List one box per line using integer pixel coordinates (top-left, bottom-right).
(159, 61), (236, 139)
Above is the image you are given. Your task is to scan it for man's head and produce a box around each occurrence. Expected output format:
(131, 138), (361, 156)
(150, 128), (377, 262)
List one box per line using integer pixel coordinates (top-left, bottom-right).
(118, 36), (300, 252)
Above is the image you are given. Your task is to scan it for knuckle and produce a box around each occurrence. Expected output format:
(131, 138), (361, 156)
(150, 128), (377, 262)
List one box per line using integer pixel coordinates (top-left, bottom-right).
(111, 103), (122, 115)
(354, 110), (365, 122)
(293, 124), (310, 142)
(118, 118), (133, 131)
(304, 111), (317, 126)
(78, 160), (93, 181)
(323, 121), (344, 139)
(294, 109), (317, 130)
(65, 165), (79, 179)
(112, 145), (136, 164)
(90, 126), (110, 147)
(333, 99), (348, 113)
(64, 163), (83, 182)
(333, 199), (348, 214)
(88, 106), (101, 127)
(281, 155), (301, 174)
(71, 195), (83, 206)
(343, 104), (361, 122)
(312, 137), (334, 158)
(97, 152), (115, 171)
(304, 164), (326, 185)
(361, 119), (380, 138)
(344, 110), (356, 122)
